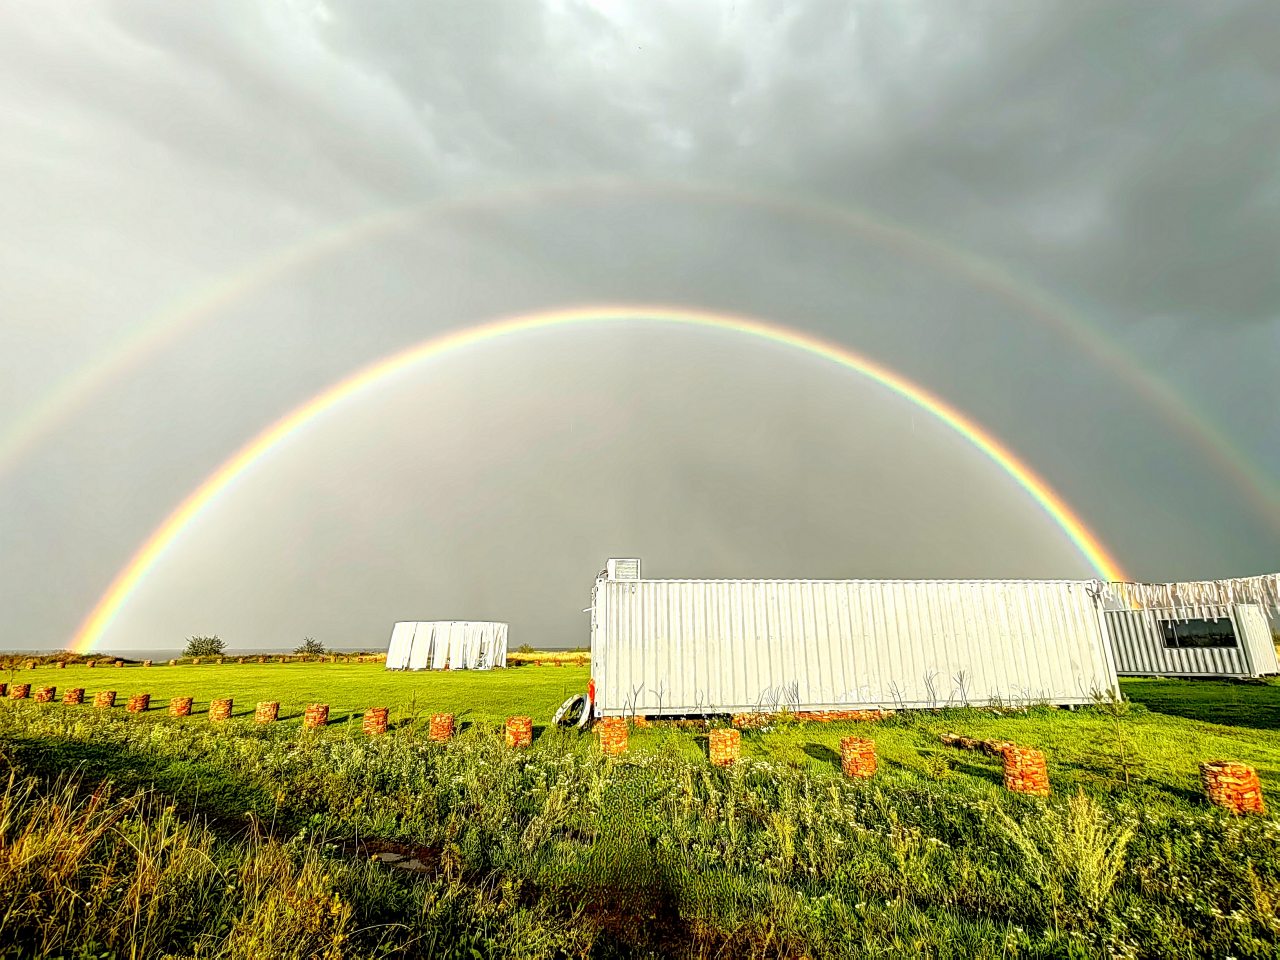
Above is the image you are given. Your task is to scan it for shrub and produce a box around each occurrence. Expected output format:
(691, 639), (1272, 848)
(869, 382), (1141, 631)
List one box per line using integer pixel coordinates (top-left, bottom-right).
(295, 636), (326, 656)
(183, 635), (226, 658)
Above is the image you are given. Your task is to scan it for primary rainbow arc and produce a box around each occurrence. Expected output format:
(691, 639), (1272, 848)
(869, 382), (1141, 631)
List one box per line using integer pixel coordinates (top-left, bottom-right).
(70, 304), (1129, 653)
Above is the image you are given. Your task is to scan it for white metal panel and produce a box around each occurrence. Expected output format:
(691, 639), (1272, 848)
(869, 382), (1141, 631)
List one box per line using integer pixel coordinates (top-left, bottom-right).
(592, 576), (1117, 715)
(385, 622), (416, 670)
(430, 624), (450, 669)
(407, 622), (435, 670)
(1105, 606), (1255, 677)
(388, 622), (509, 670)
(492, 623), (509, 668)
(1237, 604), (1280, 676)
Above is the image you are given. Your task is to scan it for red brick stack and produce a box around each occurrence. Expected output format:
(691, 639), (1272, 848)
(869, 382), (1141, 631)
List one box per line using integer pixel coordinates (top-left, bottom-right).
(143, 660), (152, 668)
(596, 717), (629, 756)
(208, 698), (233, 722)
(1201, 761), (1265, 814)
(114, 660), (124, 668)
(93, 690), (116, 709)
(169, 697), (193, 717)
(34, 686), (56, 704)
(9, 684), (30, 700)
(254, 701), (279, 723)
(25, 661), (36, 670)
(840, 736), (877, 778)
(63, 688), (85, 705)
(505, 716), (533, 748)
(363, 707), (389, 736)
(87, 660), (96, 668)
(304, 704), (329, 729)
(126, 694), (150, 713)
(56, 661), (66, 669)
(709, 728), (741, 766)
(1002, 746), (1050, 797)
(429, 713), (455, 742)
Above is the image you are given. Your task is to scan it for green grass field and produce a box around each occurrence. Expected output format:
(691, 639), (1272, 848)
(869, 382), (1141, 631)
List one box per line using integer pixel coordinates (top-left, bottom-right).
(9, 660), (1280, 805)
(4, 662), (1280, 958)
(5, 660), (591, 728)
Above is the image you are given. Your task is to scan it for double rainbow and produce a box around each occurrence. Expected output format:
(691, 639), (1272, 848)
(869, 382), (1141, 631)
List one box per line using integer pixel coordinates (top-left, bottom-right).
(70, 304), (1128, 653)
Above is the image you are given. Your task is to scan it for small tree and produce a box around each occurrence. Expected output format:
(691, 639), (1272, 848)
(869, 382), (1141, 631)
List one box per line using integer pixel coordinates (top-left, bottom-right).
(295, 636), (325, 656)
(1091, 687), (1138, 787)
(184, 635), (226, 658)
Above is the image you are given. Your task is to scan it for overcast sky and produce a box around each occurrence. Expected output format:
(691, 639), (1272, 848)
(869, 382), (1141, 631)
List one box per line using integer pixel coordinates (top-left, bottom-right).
(2, 0), (1277, 653)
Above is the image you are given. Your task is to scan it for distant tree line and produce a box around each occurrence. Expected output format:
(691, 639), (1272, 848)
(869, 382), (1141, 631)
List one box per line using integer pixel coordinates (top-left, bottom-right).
(182, 635), (328, 657)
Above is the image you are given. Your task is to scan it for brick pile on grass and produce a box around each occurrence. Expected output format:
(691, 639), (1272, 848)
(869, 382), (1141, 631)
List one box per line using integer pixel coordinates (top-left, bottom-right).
(63, 688), (85, 705)
(254, 701), (279, 723)
(363, 707), (389, 735)
(429, 713), (454, 742)
(840, 736), (877, 778)
(208, 698), (233, 722)
(1201, 761), (1265, 814)
(34, 686), (56, 704)
(169, 697), (193, 717)
(505, 716), (533, 748)
(304, 704), (329, 729)
(596, 717), (628, 755)
(709, 728), (740, 766)
(126, 694), (150, 713)
(1002, 746), (1050, 797)
(93, 691), (116, 709)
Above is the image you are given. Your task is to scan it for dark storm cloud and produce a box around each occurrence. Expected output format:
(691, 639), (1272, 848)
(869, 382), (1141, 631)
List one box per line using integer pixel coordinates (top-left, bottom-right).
(0, 0), (1276, 650)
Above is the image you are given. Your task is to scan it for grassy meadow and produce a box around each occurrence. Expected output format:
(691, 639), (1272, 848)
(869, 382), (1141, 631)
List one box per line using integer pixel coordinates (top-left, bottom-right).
(1, 659), (1279, 958)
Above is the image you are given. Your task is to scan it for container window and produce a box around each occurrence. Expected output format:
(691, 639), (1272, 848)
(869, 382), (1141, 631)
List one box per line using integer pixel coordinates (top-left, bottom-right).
(1159, 617), (1238, 649)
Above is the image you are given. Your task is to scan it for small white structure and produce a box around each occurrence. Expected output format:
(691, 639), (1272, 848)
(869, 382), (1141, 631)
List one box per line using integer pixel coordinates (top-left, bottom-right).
(385, 621), (508, 671)
(1104, 604), (1279, 678)
(589, 559), (1119, 716)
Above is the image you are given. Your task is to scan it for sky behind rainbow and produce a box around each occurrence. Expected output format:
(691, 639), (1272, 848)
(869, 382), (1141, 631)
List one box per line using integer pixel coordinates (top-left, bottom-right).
(4, 179), (1276, 535)
(70, 305), (1128, 653)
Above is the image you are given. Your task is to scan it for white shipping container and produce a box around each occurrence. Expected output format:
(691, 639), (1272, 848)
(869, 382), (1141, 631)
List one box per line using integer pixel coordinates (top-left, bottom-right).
(589, 564), (1118, 716)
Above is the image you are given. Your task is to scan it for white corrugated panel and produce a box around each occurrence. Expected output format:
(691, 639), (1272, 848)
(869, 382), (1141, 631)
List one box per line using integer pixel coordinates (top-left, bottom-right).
(1104, 605), (1270, 677)
(407, 622), (435, 670)
(386, 622), (509, 670)
(385, 622), (417, 670)
(1238, 604), (1280, 676)
(591, 575), (1117, 715)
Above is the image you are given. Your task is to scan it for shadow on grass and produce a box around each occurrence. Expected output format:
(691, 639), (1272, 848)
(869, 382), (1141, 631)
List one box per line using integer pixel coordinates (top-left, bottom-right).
(6, 734), (290, 840)
(802, 743), (841, 773)
(1121, 678), (1280, 731)
(949, 759), (1003, 787)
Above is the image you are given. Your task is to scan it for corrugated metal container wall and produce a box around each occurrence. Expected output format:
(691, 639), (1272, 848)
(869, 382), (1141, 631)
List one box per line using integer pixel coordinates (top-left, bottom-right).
(591, 577), (1117, 715)
(1238, 605), (1280, 675)
(1105, 604), (1279, 677)
(385, 621), (509, 670)
(385, 622), (417, 670)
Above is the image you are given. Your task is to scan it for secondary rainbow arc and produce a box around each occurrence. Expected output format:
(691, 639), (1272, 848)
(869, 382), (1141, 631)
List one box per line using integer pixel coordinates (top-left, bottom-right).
(69, 304), (1129, 653)
(5, 177), (1275, 534)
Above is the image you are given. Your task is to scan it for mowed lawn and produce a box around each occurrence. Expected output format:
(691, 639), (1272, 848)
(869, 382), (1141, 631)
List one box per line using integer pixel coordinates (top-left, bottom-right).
(8, 660), (590, 729)
(9, 659), (1280, 810)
